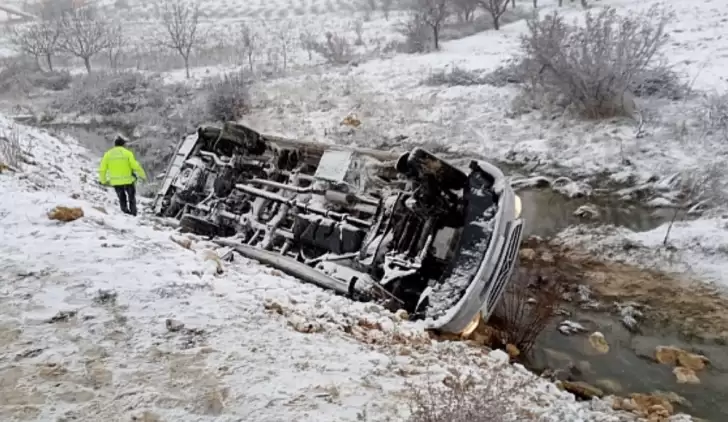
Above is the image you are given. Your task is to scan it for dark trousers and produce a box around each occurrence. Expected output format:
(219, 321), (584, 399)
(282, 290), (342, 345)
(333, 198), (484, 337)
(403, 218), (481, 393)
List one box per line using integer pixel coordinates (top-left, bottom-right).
(114, 184), (137, 216)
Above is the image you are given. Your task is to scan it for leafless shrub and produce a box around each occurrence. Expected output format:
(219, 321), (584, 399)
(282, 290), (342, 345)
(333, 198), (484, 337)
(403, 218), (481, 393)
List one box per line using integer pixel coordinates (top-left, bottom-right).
(488, 268), (562, 355)
(423, 66), (488, 86)
(381, 0), (394, 20)
(409, 0), (450, 50)
(0, 59), (71, 94)
(106, 23), (126, 69)
(663, 164), (726, 245)
(0, 124), (25, 170)
(157, 0), (202, 78)
(518, 5), (674, 119)
(57, 5), (111, 74)
(353, 20), (365, 45)
(299, 28), (316, 61)
(440, 9), (529, 42)
(274, 25), (294, 71)
(238, 23), (259, 73)
(700, 93), (728, 141)
(452, 0), (478, 22)
(629, 64), (688, 100)
(396, 13), (435, 53)
(7, 20), (62, 72)
(478, 0), (510, 30)
(311, 32), (353, 65)
(53, 71), (166, 115)
(205, 71), (251, 122)
(406, 366), (537, 422)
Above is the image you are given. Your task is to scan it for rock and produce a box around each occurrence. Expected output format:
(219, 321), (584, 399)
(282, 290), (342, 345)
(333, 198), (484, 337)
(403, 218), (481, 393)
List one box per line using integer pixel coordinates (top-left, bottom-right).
(47, 206), (84, 222)
(488, 349), (510, 365)
(165, 319), (185, 332)
(561, 381), (604, 400)
(612, 393), (674, 420)
(505, 344), (520, 359)
(519, 248), (537, 261)
(46, 310), (77, 323)
(394, 309), (409, 321)
(588, 332), (609, 354)
(131, 411), (162, 422)
(170, 235), (193, 249)
(673, 367), (700, 384)
(558, 320), (586, 335)
(341, 114), (361, 127)
(595, 378), (623, 394)
(655, 346), (709, 370)
(653, 391), (691, 407)
(288, 315), (323, 334)
(574, 204), (600, 219)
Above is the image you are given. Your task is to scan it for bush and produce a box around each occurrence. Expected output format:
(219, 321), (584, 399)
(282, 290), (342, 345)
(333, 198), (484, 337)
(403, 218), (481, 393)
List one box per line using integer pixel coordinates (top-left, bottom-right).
(205, 71), (251, 122)
(53, 71), (165, 115)
(487, 268), (562, 355)
(396, 13), (434, 54)
(701, 93), (728, 141)
(423, 66), (488, 86)
(517, 5), (674, 118)
(406, 367), (535, 422)
(311, 32), (353, 65)
(0, 124), (25, 170)
(31, 70), (73, 91)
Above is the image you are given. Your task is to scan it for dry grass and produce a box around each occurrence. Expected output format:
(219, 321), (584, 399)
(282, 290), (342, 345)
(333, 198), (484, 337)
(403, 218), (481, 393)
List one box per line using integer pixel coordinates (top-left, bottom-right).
(405, 366), (538, 422)
(487, 268), (563, 355)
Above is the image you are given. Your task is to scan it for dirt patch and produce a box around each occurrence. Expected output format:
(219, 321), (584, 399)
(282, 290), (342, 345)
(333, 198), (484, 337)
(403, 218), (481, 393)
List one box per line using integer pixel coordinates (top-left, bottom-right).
(520, 238), (728, 341)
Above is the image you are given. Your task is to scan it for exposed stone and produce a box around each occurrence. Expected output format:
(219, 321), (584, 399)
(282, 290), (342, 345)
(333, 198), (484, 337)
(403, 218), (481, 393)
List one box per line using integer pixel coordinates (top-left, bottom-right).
(655, 346), (709, 371)
(394, 309), (409, 321)
(505, 344), (520, 359)
(519, 248), (537, 261)
(574, 204), (600, 219)
(165, 319), (185, 332)
(612, 393), (674, 420)
(588, 332), (609, 354)
(595, 378), (623, 394)
(673, 367), (700, 384)
(561, 381), (604, 400)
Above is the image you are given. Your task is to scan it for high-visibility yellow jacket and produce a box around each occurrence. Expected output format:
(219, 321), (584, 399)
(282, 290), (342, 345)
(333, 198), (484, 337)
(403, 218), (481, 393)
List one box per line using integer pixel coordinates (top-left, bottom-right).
(98, 146), (147, 186)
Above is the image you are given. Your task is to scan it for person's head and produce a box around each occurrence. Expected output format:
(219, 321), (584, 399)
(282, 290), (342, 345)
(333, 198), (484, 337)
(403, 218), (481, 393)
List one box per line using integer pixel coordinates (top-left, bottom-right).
(114, 135), (127, 147)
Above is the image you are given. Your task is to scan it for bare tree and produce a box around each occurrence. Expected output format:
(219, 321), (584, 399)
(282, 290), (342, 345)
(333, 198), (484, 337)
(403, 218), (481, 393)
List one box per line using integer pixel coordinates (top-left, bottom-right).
(275, 24), (294, 72)
(380, 0), (393, 20)
(7, 21), (61, 71)
(411, 0), (449, 50)
(452, 0), (478, 22)
(106, 23), (126, 69)
(57, 6), (110, 73)
(158, 0), (201, 79)
(478, 0), (510, 30)
(299, 28), (316, 61)
(238, 24), (259, 73)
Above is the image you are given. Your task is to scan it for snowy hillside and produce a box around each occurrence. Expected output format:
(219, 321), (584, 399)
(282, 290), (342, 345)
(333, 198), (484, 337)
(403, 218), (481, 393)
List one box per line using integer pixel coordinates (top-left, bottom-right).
(1, 116), (675, 421)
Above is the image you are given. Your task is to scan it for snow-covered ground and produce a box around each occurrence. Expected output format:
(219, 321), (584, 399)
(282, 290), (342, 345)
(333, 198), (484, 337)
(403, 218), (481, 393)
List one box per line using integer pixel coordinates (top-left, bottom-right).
(1, 117), (670, 420)
(555, 216), (728, 292)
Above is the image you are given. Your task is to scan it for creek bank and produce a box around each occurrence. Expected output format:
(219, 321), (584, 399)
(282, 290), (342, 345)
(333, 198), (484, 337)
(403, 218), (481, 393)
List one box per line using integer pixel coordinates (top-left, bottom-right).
(516, 239), (728, 421)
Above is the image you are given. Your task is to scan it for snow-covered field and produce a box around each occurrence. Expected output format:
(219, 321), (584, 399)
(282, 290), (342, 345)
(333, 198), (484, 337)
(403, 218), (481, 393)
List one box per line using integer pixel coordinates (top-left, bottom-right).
(1, 116), (671, 420)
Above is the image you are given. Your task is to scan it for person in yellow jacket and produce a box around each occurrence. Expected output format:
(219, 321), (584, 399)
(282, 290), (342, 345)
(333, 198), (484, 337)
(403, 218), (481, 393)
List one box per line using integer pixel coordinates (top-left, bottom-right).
(98, 135), (147, 216)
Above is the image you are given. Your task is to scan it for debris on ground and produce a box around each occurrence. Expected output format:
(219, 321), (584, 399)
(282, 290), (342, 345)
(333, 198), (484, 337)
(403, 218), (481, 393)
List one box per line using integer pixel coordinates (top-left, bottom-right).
(47, 206), (84, 222)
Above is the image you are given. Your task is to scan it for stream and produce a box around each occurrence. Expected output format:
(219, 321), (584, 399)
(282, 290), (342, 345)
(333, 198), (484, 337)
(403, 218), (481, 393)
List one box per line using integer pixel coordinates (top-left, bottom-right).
(513, 187), (727, 421)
